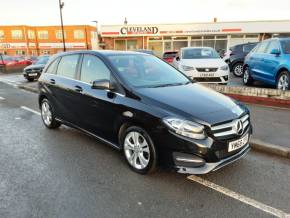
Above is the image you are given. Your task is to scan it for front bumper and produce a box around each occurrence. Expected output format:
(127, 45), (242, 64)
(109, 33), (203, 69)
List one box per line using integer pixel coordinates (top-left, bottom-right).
(153, 120), (252, 174)
(175, 144), (250, 174)
(23, 71), (41, 79)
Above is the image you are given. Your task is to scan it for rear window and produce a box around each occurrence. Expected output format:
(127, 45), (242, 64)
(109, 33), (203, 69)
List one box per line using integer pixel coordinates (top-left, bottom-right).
(163, 52), (178, 58)
(243, 44), (257, 53)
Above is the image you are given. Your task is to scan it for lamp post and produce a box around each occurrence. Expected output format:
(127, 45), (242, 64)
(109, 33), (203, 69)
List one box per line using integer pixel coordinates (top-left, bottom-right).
(91, 21), (99, 50)
(59, 0), (66, 52)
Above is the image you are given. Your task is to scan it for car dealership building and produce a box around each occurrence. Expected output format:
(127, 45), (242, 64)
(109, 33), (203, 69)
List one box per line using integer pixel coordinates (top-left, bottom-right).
(100, 20), (290, 57)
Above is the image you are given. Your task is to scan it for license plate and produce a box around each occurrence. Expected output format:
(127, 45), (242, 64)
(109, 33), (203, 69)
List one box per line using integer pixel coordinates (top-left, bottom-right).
(228, 134), (249, 152)
(29, 73), (38, 76)
(200, 73), (214, 77)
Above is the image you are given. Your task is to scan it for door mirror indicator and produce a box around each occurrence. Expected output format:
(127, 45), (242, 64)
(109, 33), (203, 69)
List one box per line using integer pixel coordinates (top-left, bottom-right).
(92, 79), (111, 90)
(270, 48), (280, 55)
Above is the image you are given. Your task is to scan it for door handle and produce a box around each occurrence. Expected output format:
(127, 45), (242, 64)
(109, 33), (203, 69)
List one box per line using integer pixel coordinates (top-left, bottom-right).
(49, 79), (55, 84)
(74, 85), (83, 93)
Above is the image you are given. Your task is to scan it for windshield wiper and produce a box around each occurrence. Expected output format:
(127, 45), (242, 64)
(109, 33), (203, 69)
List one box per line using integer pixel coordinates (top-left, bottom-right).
(150, 82), (189, 88)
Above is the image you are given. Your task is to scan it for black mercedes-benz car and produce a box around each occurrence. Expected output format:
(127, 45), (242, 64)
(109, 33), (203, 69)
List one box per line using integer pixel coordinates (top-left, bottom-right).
(23, 55), (50, 82)
(38, 50), (252, 174)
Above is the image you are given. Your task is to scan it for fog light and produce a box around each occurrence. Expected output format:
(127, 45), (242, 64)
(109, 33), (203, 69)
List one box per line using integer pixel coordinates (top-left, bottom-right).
(173, 152), (205, 167)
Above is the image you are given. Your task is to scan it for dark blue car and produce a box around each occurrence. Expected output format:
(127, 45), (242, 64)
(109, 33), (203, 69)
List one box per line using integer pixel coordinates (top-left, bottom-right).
(243, 38), (290, 90)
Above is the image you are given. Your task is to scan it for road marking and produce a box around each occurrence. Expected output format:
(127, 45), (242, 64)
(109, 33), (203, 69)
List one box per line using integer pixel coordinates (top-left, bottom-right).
(188, 175), (289, 218)
(0, 96), (5, 100)
(20, 106), (41, 116)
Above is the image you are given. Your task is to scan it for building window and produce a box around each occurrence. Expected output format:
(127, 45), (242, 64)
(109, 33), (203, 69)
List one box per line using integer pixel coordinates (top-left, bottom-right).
(38, 31), (49, 39)
(74, 30), (84, 39)
(11, 30), (23, 39)
(16, 50), (25, 55)
(0, 30), (4, 39)
(56, 30), (66, 39)
(28, 30), (35, 39)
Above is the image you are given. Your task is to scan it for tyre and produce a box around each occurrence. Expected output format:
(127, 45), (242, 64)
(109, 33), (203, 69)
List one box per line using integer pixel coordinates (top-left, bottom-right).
(40, 98), (61, 129)
(122, 126), (157, 174)
(243, 66), (254, 86)
(276, 71), (290, 91)
(27, 78), (34, 82)
(232, 62), (244, 77)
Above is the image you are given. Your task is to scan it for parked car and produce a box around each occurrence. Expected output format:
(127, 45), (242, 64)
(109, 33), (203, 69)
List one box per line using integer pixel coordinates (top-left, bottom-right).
(227, 42), (258, 77)
(38, 50), (251, 174)
(135, 49), (154, 55)
(172, 47), (229, 84)
(243, 38), (290, 90)
(3, 56), (32, 72)
(23, 55), (50, 82)
(0, 55), (10, 72)
(162, 51), (178, 64)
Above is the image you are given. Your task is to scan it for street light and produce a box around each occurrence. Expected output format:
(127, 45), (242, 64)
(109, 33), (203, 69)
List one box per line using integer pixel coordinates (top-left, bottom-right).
(59, 0), (66, 52)
(91, 21), (99, 50)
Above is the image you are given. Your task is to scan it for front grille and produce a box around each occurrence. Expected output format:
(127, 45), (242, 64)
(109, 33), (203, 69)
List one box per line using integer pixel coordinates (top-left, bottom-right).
(195, 77), (221, 82)
(196, 68), (218, 72)
(211, 114), (250, 138)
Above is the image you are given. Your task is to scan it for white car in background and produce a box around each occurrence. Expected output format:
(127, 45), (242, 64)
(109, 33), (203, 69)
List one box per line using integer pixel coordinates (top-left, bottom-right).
(173, 47), (229, 84)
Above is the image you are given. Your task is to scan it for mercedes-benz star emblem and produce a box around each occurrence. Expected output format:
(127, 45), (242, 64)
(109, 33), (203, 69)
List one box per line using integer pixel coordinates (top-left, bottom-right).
(233, 119), (243, 135)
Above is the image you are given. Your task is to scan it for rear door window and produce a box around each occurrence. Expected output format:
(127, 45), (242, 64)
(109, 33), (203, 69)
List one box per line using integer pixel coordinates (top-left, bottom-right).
(46, 58), (60, 74)
(80, 54), (111, 84)
(255, 41), (269, 54)
(57, 54), (80, 79)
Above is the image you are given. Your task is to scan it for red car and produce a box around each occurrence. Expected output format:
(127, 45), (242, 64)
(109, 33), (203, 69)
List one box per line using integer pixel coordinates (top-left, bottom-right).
(0, 55), (32, 72)
(162, 51), (178, 64)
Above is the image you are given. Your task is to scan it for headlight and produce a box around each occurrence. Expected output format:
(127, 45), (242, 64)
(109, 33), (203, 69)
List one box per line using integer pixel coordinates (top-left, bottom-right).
(181, 65), (195, 71)
(220, 65), (229, 71)
(163, 117), (206, 140)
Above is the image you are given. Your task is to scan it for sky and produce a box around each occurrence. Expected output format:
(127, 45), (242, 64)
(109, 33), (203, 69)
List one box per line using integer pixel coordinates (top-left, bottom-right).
(1, 0), (290, 26)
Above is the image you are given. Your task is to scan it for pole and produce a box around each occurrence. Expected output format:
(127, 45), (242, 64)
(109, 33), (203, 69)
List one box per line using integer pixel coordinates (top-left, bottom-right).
(59, 0), (66, 52)
(91, 21), (99, 50)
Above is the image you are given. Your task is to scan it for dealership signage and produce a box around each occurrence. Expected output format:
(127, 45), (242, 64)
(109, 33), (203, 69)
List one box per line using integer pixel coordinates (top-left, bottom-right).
(101, 20), (290, 37)
(0, 43), (27, 49)
(120, 26), (159, 35)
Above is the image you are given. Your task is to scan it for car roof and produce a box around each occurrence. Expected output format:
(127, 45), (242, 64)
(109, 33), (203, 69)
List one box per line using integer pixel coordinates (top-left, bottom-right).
(181, 47), (214, 50)
(53, 50), (150, 58)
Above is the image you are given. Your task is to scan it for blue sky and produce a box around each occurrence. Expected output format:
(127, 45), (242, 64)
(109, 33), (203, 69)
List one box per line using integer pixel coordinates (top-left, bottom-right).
(1, 0), (290, 26)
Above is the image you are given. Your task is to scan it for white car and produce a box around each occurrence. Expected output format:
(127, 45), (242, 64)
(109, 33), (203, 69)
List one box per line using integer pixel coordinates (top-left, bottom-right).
(173, 47), (229, 84)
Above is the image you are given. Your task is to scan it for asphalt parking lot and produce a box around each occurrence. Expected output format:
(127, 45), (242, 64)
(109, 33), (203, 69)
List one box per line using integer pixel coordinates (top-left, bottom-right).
(0, 76), (290, 217)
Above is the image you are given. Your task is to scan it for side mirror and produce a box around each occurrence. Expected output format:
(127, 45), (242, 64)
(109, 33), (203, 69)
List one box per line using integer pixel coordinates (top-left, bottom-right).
(270, 48), (280, 55)
(175, 56), (180, 61)
(92, 79), (110, 90)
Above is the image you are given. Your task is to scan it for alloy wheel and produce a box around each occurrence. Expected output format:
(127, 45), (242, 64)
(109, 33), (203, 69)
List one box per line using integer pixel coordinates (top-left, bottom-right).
(277, 74), (289, 91)
(124, 131), (150, 170)
(41, 101), (52, 126)
(234, 63), (243, 76)
(243, 68), (249, 84)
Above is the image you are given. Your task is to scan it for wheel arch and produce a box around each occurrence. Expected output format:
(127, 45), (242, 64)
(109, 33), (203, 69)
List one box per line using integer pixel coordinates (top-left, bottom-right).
(117, 120), (149, 149)
(38, 94), (48, 109)
(275, 67), (290, 82)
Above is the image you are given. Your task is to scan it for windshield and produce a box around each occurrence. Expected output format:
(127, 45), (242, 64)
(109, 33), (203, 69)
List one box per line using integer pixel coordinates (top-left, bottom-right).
(182, 48), (220, 59)
(281, 40), (290, 54)
(36, 56), (49, 65)
(108, 54), (190, 88)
